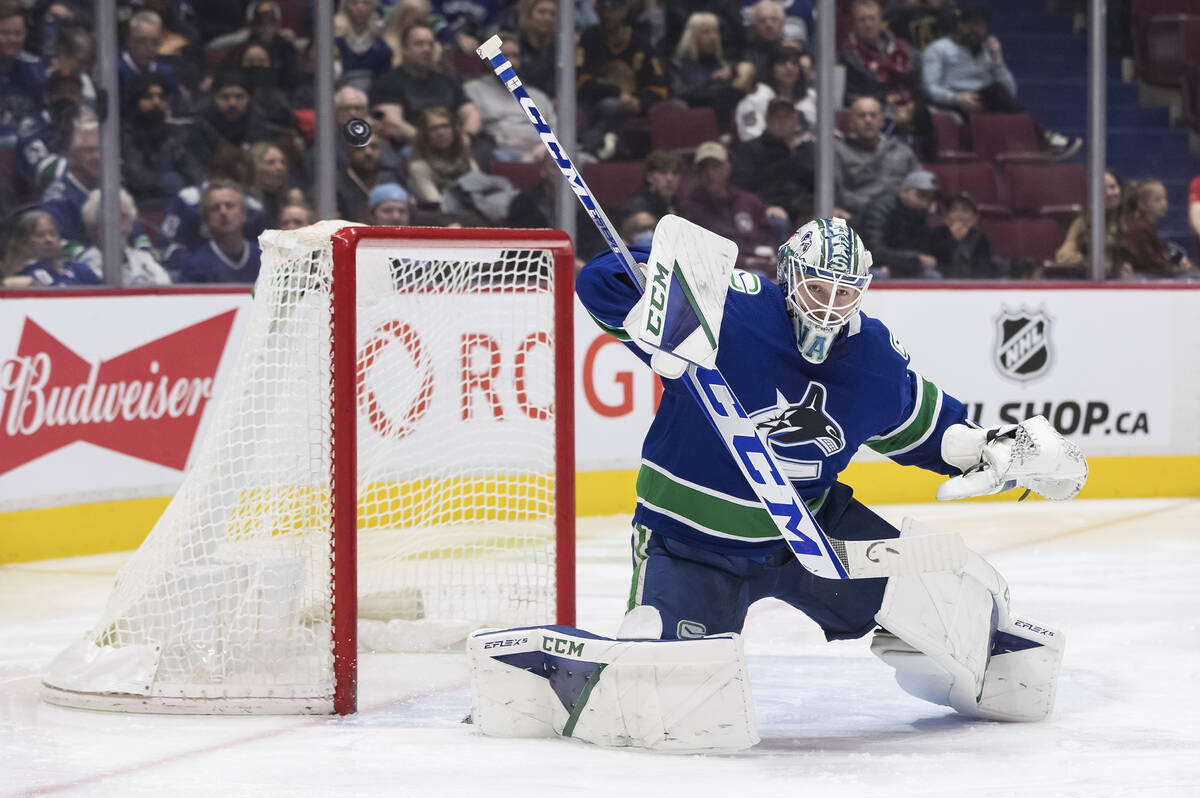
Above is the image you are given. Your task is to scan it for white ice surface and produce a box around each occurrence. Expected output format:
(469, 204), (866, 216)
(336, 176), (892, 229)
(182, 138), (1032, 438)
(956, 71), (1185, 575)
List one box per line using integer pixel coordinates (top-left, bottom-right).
(3, 498), (1198, 798)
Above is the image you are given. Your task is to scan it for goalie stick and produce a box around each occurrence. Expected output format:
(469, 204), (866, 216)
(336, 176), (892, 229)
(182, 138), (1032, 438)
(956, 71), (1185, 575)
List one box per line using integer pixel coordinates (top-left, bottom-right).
(475, 36), (966, 580)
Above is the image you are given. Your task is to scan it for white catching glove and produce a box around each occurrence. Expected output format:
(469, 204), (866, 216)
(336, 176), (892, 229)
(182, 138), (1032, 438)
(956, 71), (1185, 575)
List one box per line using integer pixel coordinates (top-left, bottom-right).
(937, 416), (1088, 502)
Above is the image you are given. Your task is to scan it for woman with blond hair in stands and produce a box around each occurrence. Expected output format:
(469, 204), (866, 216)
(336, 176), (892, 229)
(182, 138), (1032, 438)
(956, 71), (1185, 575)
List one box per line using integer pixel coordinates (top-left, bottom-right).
(1118, 178), (1194, 280)
(671, 11), (754, 133)
(1055, 170), (1124, 272)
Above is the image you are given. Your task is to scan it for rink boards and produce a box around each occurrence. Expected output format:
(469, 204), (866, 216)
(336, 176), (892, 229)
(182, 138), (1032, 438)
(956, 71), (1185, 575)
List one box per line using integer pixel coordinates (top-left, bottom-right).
(1, 282), (1198, 562)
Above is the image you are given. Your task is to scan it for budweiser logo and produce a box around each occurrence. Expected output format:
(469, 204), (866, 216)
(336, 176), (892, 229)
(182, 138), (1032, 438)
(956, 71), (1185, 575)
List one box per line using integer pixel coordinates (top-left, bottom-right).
(0, 311), (237, 475)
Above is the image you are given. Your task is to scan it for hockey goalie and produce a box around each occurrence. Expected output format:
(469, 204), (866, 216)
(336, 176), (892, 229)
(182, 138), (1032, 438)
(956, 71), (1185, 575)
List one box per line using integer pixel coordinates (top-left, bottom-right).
(468, 216), (1087, 752)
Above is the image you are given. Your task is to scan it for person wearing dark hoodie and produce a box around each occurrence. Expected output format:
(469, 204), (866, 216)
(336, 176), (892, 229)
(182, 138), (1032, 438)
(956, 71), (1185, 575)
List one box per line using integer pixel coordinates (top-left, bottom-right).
(121, 71), (203, 210)
(189, 69), (285, 165)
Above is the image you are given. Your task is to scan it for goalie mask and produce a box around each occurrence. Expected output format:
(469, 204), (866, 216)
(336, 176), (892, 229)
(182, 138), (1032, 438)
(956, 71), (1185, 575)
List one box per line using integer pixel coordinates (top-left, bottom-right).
(777, 218), (873, 364)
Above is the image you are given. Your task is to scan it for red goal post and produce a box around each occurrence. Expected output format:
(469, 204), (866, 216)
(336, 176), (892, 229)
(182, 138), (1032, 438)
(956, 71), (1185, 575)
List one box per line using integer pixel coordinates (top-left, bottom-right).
(328, 226), (577, 714)
(41, 223), (576, 716)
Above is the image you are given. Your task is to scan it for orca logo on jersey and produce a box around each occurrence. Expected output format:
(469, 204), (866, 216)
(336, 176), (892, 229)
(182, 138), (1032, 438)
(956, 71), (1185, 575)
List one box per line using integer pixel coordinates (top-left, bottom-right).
(753, 382), (846, 457)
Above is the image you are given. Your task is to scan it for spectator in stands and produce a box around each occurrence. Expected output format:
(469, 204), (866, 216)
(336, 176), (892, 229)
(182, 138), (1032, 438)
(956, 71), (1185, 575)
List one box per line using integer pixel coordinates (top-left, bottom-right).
(15, 69), (84, 192)
(1118, 178), (1194, 280)
(3, 208), (98, 286)
(121, 72), (202, 210)
(858, 168), (941, 278)
(1056, 169), (1123, 270)
(464, 33), (555, 162)
(47, 23), (95, 109)
(922, 6), (1080, 159)
(250, 141), (299, 228)
(885, 0), (957, 51)
(834, 95), (921, 221)
(368, 182), (411, 225)
(337, 133), (392, 223)
(77, 188), (172, 286)
(370, 23), (482, 148)
(40, 118), (100, 247)
(230, 1), (301, 97)
(278, 200), (315, 231)
(840, 0), (935, 162)
(663, 1), (749, 67)
(929, 192), (997, 278)
(301, 87), (402, 185)
(732, 97), (814, 229)
(744, 0), (806, 82)
(620, 209), (657, 248)
(735, 44), (815, 144)
(434, 0), (502, 56)
(158, 146), (268, 265)
(119, 10), (188, 118)
(175, 180), (262, 283)
(0, 0), (46, 142)
(335, 0), (393, 94)
(515, 0), (557, 98)
(231, 40), (298, 134)
(190, 70), (286, 165)
(679, 140), (776, 276)
(141, 0), (206, 95)
(406, 106), (479, 208)
(621, 148), (684, 220)
(575, 0), (670, 160)
(508, 149), (606, 265)
(671, 11), (753, 134)
(381, 0), (437, 68)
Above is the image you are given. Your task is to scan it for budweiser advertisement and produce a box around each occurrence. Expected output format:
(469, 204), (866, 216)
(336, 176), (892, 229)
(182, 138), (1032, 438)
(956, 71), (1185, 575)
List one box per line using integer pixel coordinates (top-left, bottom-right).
(0, 294), (251, 510)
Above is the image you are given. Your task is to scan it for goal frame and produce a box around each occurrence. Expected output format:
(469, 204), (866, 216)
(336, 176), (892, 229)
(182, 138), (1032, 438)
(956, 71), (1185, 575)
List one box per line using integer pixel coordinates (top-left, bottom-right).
(328, 225), (576, 715)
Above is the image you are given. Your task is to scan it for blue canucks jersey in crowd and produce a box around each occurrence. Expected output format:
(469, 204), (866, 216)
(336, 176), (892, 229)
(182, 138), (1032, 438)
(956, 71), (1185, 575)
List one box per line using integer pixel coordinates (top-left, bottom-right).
(19, 258), (102, 287)
(158, 184), (268, 264)
(575, 246), (969, 558)
(40, 171), (90, 246)
(0, 53), (45, 143)
(176, 239), (262, 284)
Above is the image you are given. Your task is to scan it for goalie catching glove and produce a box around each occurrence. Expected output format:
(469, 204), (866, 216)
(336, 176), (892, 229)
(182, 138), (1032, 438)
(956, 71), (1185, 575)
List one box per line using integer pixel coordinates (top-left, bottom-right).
(938, 415), (1088, 502)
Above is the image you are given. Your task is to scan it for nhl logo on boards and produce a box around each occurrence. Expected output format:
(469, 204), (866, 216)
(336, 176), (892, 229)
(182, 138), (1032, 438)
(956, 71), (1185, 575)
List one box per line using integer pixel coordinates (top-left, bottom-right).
(993, 307), (1053, 383)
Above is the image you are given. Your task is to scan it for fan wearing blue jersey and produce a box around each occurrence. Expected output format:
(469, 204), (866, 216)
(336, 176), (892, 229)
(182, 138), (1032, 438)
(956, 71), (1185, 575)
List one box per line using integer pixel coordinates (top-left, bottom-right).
(574, 216), (1086, 724)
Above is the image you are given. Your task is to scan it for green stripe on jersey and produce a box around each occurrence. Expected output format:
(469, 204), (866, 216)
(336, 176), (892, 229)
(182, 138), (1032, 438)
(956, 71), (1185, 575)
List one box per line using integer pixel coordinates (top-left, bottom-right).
(585, 309), (631, 341)
(866, 375), (942, 455)
(636, 463), (826, 542)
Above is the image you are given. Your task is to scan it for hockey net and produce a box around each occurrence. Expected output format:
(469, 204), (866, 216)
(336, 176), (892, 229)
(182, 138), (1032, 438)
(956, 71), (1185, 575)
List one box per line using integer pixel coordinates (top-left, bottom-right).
(42, 222), (575, 714)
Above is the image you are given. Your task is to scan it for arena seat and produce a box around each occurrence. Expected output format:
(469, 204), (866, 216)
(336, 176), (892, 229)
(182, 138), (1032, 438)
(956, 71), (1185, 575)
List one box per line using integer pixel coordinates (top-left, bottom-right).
(968, 113), (1050, 165)
(1138, 14), (1200, 88)
(1005, 163), (1087, 226)
(981, 217), (1064, 262)
(924, 161), (1009, 218)
(582, 161), (645, 209)
(649, 105), (719, 153)
(930, 109), (975, 162)
(489, 161), (541, 193)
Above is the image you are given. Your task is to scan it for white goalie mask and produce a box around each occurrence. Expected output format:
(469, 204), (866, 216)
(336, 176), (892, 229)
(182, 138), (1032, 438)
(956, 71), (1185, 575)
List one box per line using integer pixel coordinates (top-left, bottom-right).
(776, 218), (873, 364)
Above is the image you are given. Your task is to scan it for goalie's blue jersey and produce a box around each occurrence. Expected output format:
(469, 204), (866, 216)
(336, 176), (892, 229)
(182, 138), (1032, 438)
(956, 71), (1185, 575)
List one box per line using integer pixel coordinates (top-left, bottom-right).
(575, 246), (969, 558)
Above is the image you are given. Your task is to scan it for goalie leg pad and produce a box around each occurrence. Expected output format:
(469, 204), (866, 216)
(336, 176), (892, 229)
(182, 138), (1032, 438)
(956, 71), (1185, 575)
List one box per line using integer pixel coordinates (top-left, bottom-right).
(872, 519), (1062, 722)
(467, 625), (758, 751)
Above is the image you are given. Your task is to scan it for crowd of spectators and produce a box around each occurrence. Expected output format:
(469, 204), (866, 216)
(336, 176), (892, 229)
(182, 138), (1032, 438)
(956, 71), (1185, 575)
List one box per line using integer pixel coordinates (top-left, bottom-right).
(0, 0), (1188, 289)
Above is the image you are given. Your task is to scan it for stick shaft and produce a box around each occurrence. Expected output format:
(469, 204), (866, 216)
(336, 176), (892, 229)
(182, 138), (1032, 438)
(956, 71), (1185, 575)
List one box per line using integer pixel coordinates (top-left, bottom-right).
(477, 40), (645, 289)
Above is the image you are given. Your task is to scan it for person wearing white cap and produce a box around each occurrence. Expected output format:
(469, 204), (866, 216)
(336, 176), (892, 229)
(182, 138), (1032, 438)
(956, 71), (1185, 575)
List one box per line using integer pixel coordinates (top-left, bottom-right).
(857, 168), (941, 278)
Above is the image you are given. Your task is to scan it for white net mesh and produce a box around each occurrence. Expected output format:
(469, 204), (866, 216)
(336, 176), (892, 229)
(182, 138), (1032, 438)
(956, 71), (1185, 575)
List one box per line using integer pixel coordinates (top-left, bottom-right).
(42, 221), (568, 713)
